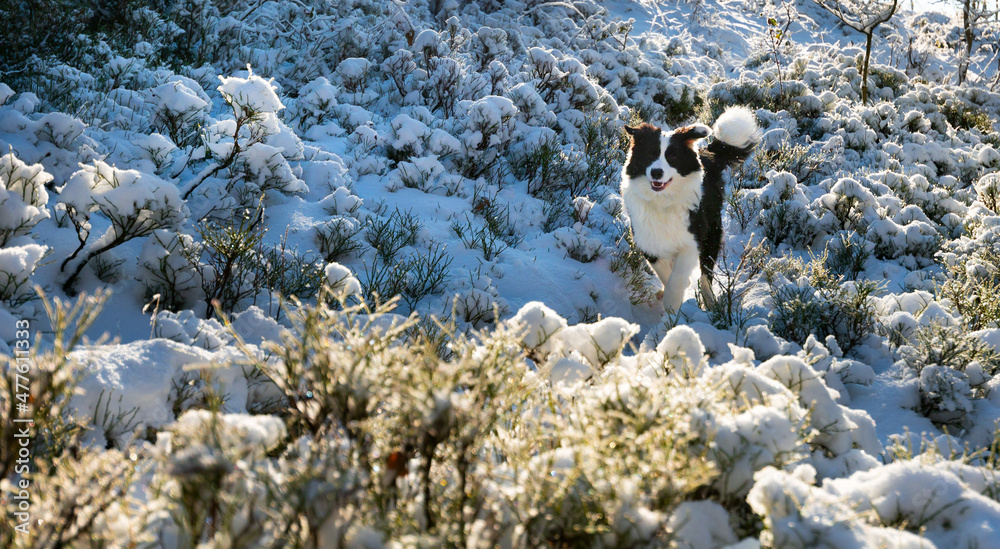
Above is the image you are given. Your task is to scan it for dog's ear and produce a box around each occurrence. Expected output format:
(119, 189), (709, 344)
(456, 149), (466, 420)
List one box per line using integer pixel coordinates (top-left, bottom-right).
(624, 123), (661, 138)
(672, 124), (711, 147)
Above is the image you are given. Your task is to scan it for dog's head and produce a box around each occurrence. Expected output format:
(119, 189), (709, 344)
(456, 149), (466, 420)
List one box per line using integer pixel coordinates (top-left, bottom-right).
(623, 123), (710, 199)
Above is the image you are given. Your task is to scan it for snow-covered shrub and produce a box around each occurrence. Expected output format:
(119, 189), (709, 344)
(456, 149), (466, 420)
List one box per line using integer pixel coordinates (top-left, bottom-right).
(576, 114), (630, 192)
(754, 171), (819, 248)
(0, 290), (108, 493)
(146, 79), (210, 147)
(364, 207), (421, 262)
(138, 230), (202, 311)
(287, 76), (339, 131)
(734, 141), (823, 189)
(0, 244), (47, 309)
(469, 26), (510, 71)
(455, 95), (518, 179)
(940, 100), (994, 134)
(824, 230), (873, 278)
(148, 409), (286, 546)
(229, 142), (306, 198)
(10, 447), (141, 548)
(816, 177), (878, 233)
(58, 160), (187, 293)
(552, 223), (605, 263)
(33, 111), (86, 149)
(324, 261), (362, 300)
(315, 215), (365, 262)
(865, 215), (941, 263)
(131, 132), (178, 174)
(900, 322), (1000, 382)
(362, 242), (453, 311)
(508, 136), (587, 196)
(976, 172), (1000, 212)
(385, 111), (462, 165)
(658, 84), (704, 127)
(452, 215), (511, 261)
(705, 238), (769, 332)
(747, 461), (1000, 548)
(183, 67), (306, 203)
(766, 255), (883, 354)
(610, 228), (660, 305)
(0, 151), (51, 246)
(388, 155), (459, 195)
(706, 79), (802, 122)
(424, 56), (464, 117)
(449, 270), (509, 328)
(223, 298), (720, 545)
(190, 206), (267, 317)
(187, 204), (324, 318)
(940, 244), (1000, 330)
(381, 49), (418, 102)
(918, 364), (975, 425)
(336, 57), (374, 97)
(151, 309), (232, 351)
(187, 204), (325, 317)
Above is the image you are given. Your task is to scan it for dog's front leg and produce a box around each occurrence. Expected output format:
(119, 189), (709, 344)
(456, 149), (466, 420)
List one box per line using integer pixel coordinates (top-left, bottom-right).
(662, 248), (698, 312)
(650, 254), (677, 301)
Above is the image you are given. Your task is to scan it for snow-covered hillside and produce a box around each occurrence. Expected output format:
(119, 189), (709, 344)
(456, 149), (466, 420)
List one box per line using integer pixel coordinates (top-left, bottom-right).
(2, 0), (1000, 546)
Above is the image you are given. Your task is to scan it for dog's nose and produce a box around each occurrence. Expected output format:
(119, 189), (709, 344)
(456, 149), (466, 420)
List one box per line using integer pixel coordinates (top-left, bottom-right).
(650, 168), (664, 180)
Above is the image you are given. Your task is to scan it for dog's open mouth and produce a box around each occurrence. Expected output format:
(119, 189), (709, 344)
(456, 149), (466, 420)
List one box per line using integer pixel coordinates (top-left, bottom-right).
(650, 178), (672, 192)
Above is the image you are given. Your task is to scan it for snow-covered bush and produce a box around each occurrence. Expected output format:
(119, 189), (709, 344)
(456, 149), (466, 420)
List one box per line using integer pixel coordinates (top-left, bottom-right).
(824, 230), (873, 278)
(364, 206), (422, 262)
(766, 254), (883, 354)
(455, 95), (518, 178)
(0, 244), (47, 309)
(552, 223), (605, 263)
(362, 242), (453, 311)
(58, 160), (187, 293)
(610, 228), (660, 305)
(733, 140), (823, 189)
(315, 215), (365, 262)
(138, 229), (202, 311)
(0, 290), (108, 502)
(449, 270), (509, 328)
(940, 242), (1000, 330)
(287, 76), (339, 132)
(976, 172), (1000, 212)
(0, 151), (51, 246)
(754, 171), (819, 249)
(387, 155), (462, 195)
(182, 67), (306, 204)
(182, 203), (324, 318)
(146, 79), (210, 147)
(749, 461), (978, 547)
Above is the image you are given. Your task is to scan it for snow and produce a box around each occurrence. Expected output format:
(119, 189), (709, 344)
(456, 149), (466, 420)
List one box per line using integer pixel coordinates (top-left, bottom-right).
(324, 261), (362, 298)
(3, 0), (1000, 543)
(0, 151), (51, 243)
(216, 66), (284, 117)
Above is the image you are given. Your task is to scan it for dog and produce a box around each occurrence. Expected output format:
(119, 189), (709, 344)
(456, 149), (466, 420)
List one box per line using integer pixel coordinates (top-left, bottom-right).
(621, 106), (759, 312)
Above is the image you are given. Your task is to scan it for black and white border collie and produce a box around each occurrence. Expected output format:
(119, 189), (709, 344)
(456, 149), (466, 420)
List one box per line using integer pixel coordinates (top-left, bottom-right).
(622, 106), (759, 311)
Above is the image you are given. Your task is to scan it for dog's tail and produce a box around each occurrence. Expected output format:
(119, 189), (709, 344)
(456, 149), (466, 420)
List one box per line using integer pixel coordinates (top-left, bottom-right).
(695, 106), (760, 289)
(703, 106), (759, 175)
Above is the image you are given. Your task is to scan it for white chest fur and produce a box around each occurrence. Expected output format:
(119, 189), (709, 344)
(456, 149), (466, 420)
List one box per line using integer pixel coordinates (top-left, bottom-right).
(621, 173), (701, 260)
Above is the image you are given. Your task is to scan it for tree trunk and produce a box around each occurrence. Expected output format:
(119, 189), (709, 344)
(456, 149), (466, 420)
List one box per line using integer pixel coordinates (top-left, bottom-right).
(862, 31), (873, 104)
(960, 0), (974, 84)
